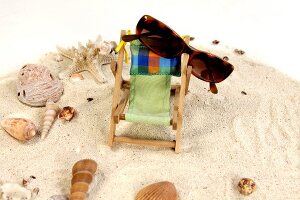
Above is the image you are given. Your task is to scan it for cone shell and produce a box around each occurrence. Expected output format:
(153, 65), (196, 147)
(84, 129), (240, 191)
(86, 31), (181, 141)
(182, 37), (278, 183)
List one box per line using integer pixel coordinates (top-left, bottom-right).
(72, 159), (97, 175)
(41, 100), (60, 140)
(0, 118), (37, 141)
(135, 181), (178, 200)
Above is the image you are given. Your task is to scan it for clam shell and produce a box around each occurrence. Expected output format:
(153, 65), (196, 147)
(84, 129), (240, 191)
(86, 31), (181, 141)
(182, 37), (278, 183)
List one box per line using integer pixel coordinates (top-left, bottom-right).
(70, 192), (86, 200)
(71, 172), (93, 185)
(1, 118), (37, 141)
(16, 64), (64, 107)
(135, 181), (178, 200)
(72, 159), (97, 175)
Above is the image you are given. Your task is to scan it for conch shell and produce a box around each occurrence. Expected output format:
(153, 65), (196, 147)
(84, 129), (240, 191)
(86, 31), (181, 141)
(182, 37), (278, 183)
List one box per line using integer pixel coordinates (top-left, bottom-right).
(41, 100), (60, 139)
(135, 181), (178, 200)
(70, 159), (97, 200)
(0, 118), (37, 141)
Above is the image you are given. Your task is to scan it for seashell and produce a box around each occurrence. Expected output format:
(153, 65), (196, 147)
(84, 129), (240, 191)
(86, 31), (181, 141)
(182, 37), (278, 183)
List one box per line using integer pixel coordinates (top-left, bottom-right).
(16, 64), (64, 107)
(58, 106), (76, 121)
(70, 73), (84, 82)
(135, 181), (178, 200)
(71, 172), (93, 185)
(0, 183), (32, 199)
(48, 195), (69, 200)
(72, 159), (98, 175)
(55, 54), (64, 62)
(41, 100), (60, 140)
(1, 118), (37, 141)
(237, 178), (256, 196)
(70, 182), (89, 194)
(70, 192), (86, 200)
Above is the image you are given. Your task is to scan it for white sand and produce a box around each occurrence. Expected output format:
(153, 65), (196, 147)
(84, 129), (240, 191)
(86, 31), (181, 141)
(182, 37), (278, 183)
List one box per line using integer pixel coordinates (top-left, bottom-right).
(0, 44), (299, 199)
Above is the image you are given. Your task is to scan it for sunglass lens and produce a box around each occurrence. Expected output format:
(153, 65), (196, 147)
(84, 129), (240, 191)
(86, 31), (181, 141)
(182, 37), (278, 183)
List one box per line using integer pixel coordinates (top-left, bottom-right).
(190, 53), (234, 83)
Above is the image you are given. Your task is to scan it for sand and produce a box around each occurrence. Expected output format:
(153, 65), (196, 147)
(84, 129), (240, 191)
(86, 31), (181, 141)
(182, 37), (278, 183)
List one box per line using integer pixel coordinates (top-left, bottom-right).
(0, 43), (299, 200)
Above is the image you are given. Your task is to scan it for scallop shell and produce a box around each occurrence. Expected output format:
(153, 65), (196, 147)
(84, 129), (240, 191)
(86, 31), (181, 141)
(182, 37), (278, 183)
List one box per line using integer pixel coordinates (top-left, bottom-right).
(16, 64), (64, 107)
(58, 106), (76, 121)
(0, 183), (32, 200)
(41, 100), (60, 140)
(48, 195), (69, 200)
(135, 181), (178, 200)
(1, 118), (37, 141)
(72, 159), (97, 175)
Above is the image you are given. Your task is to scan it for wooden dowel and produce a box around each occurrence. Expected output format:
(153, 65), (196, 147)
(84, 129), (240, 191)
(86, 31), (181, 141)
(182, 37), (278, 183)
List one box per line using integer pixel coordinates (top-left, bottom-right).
(114, 136), (176, 148)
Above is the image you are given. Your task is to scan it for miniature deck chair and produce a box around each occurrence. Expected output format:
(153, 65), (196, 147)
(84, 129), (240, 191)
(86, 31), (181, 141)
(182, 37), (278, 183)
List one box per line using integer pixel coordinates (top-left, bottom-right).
(108, 30), (192, 153)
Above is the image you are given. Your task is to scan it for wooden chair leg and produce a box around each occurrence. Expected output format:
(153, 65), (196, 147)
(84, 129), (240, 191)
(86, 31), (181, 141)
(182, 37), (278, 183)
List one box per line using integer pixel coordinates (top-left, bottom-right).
(108, 30), (126, 146)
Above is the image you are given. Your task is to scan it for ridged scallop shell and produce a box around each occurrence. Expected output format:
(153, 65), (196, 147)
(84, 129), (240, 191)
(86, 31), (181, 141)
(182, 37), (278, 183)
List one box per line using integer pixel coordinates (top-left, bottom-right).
(16, 64), (64, 107)
(41, 100), (60, 140)
(48, 195), (69, 200)
(72, 159), (97, 175)
(0, 183), (32, 199)
(1, 118), (37, 141)
(135, 181), (178, 200)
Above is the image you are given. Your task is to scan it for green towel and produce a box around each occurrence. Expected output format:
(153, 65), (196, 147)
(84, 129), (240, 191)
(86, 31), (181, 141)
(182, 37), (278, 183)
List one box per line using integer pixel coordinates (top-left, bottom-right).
(125, 75), (171, 125)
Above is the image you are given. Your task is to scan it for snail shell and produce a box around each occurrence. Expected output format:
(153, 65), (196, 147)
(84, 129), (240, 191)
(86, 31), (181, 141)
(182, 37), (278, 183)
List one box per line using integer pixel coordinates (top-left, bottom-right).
(72, 159), (97, 175)
(237, 178), (256, 196)
(0, 118), (37, 141)
(135, 181), (178, 200)
(71, 172), (93, 185)
(70, 182), (89, 194)
(41, 100), (60, 140)
(58, 106), (76, 121)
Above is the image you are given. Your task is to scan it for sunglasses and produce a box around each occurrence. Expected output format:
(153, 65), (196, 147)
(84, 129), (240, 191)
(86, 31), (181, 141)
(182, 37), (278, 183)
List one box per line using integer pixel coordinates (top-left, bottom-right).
(122, 15), (234, 94)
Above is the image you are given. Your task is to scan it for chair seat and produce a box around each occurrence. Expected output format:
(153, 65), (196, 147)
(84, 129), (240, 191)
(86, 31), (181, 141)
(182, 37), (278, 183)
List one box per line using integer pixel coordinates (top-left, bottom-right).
(125, 75), (171, 125)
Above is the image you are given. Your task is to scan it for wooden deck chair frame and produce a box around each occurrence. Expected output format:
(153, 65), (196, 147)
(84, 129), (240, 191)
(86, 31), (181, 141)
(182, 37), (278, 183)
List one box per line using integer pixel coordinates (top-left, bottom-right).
(108, 30), (192, 153)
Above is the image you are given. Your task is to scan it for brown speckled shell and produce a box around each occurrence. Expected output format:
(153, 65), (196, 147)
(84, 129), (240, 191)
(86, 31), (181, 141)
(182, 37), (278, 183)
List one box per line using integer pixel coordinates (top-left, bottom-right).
(135, 181), (178, 200)
(0, 118), (37, 141)
(16, 64), (64, 107)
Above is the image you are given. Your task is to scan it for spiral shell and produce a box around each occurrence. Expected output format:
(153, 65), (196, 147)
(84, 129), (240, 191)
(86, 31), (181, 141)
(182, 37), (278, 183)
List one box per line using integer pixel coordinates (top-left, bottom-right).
(16, 64), (64, 107)
(41, 100), (60, 139)
(1, 118), (37, 141)
(135, 181), (178, 200)
(70, 159), (97, 200)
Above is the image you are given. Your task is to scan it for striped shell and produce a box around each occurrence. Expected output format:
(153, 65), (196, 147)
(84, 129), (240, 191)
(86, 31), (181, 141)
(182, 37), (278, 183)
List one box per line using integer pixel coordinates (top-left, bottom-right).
(135, 181), (178, 200)
(41, 100), (60, 140)
(16, 64), (64, 107)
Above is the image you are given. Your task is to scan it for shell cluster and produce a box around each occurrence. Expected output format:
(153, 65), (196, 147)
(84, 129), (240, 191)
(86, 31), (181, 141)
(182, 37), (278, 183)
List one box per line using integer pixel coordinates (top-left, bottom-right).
(16, 64), (64, 107)
(70, 159), (98, 200)
(135, 181), (178, 200)
(1, 118), (37, 142)
(237, 178), (256, 196)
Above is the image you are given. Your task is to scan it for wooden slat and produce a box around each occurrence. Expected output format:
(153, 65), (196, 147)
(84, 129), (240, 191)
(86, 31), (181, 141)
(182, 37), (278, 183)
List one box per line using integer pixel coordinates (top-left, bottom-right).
(108, 30), (126, 146)
(110, 61), (117, 77)
(114, 136), (176, 148)
(113, 89), (130, 123)
(185, 65), (192, 94)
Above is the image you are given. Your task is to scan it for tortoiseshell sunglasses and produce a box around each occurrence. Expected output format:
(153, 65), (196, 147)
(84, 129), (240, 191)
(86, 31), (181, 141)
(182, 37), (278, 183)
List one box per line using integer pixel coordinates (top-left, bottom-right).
(122, 15), (234, 93)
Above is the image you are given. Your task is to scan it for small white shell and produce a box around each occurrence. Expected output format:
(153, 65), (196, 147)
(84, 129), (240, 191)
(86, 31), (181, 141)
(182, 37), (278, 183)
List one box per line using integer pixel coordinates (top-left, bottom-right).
(1, 118), (37, 141)
(41, 100), (60, 140)
(0, 183), (32, 200)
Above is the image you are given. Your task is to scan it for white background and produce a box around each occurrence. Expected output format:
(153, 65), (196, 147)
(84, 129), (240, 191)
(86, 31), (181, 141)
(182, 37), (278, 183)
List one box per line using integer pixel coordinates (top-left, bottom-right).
(0, 0), (299, 80)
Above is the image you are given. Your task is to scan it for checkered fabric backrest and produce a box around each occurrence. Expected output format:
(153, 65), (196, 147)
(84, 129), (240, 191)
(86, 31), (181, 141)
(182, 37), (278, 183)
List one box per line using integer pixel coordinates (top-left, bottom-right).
(129, 40), (181, 76)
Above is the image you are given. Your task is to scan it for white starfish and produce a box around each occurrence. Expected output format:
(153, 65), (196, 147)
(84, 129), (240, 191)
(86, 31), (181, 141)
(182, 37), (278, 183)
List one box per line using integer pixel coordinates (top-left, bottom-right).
(57, 37), (117, 83)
